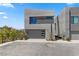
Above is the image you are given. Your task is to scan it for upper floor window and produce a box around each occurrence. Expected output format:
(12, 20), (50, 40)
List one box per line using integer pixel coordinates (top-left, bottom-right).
(29, 16), (54, 24)
(71, 16), (79, 24)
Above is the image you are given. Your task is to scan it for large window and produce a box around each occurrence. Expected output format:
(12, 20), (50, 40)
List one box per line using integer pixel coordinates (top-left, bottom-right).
(29, 16), (54, 24)
(71, 16), (79, 24)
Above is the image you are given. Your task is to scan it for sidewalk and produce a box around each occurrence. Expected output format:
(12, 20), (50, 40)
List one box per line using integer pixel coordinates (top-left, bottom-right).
(0, 39), (79, 47)
(14, 39), (79, 43)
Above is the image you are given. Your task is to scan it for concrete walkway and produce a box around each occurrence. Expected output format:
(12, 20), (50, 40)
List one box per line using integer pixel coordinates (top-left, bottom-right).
(15, 39), (79, 43)
(0, 39), (79, 47)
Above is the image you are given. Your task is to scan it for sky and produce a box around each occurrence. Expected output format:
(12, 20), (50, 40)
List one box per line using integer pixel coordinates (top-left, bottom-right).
(0, 3), (79, 29)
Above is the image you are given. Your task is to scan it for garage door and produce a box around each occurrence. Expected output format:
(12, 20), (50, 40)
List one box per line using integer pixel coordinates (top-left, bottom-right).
(71, 31), (79, 40)
(27, 29), (45, 39)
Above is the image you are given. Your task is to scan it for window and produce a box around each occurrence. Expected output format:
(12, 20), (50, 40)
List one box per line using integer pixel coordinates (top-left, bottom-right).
(71, 16), (79, 24)
(29, 17), (37, 24)
(29, 16), (54, 24)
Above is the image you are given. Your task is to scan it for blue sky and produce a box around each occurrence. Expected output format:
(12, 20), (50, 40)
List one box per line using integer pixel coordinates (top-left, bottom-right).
(0, 3), (79, 29)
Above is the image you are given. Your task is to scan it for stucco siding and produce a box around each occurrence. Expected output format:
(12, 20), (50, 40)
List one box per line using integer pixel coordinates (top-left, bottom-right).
(59, 8), (66, 37)
(25, 9), (54, 16)
(71, 34), (79, 40)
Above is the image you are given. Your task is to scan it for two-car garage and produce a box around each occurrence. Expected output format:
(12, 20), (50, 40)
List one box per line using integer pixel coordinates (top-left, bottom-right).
(26, 29), (45, 39)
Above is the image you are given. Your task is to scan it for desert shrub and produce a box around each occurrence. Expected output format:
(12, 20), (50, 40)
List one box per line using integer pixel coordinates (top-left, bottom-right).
(66, 37), (71, 41)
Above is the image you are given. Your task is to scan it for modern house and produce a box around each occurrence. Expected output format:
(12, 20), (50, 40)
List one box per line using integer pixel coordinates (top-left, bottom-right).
(24, 9), (55, 40)
(25, 7), (79, 41)
(58, 7), (79, 40)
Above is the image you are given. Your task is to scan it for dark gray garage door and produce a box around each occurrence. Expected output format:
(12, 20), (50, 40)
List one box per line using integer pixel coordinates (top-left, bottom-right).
(27, 29), (45, 39)
(71, 31), (79, 40)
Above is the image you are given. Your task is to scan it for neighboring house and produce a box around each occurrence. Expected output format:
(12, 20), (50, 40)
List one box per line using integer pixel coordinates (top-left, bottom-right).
(24, 9), (55, 40)
(58, 7), (79, 40)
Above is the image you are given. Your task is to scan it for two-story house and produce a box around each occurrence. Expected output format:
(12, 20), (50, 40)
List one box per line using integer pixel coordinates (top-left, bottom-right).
(24, 9), (55, 41)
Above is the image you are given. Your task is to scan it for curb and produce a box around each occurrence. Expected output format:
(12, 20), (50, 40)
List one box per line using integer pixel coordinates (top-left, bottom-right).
(0, 41), (14, 47)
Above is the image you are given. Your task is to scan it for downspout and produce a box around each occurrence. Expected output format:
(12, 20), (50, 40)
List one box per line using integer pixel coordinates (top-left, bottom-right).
(50, 17), (55, 41)
(51, 23), (53, 40)
(57, 16), (60, 37)
(69, 8), (71, 40)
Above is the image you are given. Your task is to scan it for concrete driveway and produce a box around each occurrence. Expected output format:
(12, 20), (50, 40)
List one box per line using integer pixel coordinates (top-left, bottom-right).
(0, 40), (79, 56)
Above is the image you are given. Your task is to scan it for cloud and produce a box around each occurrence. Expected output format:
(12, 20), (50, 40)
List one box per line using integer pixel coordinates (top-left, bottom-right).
(66, 3), (75, 7)
(2, 16), (8, 19)
(0, 12), (6, 15)
(66, 3), (75, 5)
(0, 3), (14, 8)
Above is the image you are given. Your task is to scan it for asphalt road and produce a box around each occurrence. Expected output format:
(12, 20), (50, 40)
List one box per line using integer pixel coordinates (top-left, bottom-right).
(0, 42), (79, 56)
